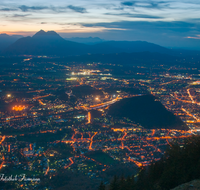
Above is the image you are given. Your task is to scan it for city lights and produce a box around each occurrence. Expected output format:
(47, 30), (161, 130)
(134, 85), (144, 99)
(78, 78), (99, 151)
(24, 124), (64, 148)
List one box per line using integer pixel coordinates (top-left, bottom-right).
(12, 105), (26, 111)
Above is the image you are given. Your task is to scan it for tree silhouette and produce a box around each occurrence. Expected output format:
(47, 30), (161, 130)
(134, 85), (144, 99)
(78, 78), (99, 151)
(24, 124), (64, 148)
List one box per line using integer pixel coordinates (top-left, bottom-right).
(99, 135), (200, 190)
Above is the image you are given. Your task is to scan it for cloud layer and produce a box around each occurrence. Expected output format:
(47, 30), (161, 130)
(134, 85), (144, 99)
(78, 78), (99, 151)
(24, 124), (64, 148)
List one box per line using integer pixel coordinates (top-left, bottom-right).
(0, 0), (200, 49)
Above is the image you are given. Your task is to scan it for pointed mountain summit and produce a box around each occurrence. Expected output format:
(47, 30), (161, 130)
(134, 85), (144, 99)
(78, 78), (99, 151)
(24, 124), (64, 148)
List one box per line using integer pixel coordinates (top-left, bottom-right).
(33, 30), (62, 39)
(2, 30), (89, 56)
(34, 29), (46, 36)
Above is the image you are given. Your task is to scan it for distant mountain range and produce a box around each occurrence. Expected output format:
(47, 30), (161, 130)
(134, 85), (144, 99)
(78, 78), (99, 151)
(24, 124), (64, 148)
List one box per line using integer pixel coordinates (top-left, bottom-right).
(64, 37), (105, 44)
(1, 30), (175, 56)
(0, 33), (23, 51)
(2, 30), (88, 56)
(1, 30), (200, 60)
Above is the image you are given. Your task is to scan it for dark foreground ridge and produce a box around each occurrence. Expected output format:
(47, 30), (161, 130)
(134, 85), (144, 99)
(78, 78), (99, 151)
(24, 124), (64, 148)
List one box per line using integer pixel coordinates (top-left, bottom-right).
(102, 135), (200, 190)
(172, 180), (200, 190)
(108, 95), (187, 130)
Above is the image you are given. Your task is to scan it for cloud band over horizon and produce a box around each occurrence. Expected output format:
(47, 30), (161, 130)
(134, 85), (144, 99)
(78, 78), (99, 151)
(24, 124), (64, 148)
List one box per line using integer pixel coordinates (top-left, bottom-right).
(0, 0), (200, 49)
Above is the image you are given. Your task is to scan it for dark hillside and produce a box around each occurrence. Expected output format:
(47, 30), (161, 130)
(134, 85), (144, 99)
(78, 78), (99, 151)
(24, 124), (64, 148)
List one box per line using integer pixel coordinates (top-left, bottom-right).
(108, 95), (187, 130)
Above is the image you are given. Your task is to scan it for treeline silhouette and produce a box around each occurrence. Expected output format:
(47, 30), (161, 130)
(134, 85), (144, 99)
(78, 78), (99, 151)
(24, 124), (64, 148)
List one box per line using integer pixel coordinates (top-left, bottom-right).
(99, 135), (200, 190)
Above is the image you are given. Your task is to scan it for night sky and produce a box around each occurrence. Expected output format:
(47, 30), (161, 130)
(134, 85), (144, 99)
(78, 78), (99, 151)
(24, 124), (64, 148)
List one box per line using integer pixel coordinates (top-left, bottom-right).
(0, 0), (200, 49)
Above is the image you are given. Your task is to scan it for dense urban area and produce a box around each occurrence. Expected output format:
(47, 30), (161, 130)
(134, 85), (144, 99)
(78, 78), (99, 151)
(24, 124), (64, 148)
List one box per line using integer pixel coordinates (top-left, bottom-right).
(0, 56), (200, 189)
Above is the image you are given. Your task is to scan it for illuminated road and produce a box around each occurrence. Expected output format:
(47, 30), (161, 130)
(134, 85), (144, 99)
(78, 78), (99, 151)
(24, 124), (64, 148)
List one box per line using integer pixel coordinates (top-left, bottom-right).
(145, 135), (191, 141)
(33, 94), (51, 99)
(0, 136), (6, 170)
(89, 132), (98, 150)
(187, 89), (195, 103)
(0, 136), (5, 145)
(45, 160), (50, 176)
(119, 130), (127, 149)
(181, 107), (200, 122)
(80, 95), (140, 111)
(151, 129), (155, 136)
(172, 91), (200, 106)
(0, 155), (5, 170)
(89, 98), (119, 109)
(159, 80), (179, 86)
(33, 94), (50, 106)
(87, 112), (91, 124)
(58, 128), (192, 169)
(128, 157), (143, 167)
(64, 157), (74, 169)
(38, 99), (45, 106)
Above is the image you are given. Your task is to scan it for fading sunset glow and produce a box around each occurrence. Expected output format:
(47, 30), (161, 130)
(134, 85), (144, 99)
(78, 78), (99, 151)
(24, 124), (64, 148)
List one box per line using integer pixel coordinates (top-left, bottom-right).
(0, 0), (200, 48)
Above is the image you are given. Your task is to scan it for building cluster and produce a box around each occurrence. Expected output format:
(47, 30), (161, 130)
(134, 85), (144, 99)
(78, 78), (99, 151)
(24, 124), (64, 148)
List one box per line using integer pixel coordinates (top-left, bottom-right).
(0, 59), (199, 189)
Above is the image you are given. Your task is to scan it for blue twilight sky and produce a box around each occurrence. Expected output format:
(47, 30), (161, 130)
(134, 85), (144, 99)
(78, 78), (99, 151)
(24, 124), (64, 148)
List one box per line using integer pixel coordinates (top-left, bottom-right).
(0, 0), (200, 49)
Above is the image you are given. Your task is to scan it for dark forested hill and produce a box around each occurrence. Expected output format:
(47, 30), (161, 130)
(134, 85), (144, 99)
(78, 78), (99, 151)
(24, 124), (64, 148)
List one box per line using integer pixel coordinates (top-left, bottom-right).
(108, 95), (187, 130)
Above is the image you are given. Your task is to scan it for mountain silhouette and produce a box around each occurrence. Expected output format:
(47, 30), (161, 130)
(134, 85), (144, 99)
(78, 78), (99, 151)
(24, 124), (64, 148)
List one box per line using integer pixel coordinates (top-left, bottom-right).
(65, 36), (105, 44)
(2, 30), (89, 56)
(91, 41), (172, 54)
(2, 30), (174, 56)
(0, 33), (23, 51)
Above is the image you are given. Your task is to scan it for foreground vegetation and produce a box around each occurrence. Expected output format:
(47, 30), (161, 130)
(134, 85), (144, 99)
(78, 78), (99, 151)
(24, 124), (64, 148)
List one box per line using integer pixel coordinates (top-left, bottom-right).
(100, 135), (200, 190)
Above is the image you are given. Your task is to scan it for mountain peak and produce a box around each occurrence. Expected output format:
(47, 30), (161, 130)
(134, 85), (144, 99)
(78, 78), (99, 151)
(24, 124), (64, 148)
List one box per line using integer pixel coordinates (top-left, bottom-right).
(33, 30), (61, 39)
(0, 33), (9, 36)
(46, 31), (59, 36)
(34, 30), (45, 36)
